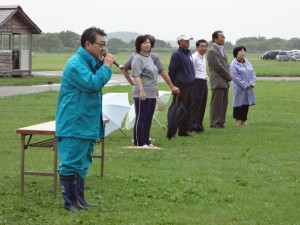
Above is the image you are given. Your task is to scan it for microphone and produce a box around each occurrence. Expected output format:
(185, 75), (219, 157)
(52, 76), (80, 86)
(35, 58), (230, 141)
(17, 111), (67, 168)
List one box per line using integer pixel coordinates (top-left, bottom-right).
(103, 52), (124, 69)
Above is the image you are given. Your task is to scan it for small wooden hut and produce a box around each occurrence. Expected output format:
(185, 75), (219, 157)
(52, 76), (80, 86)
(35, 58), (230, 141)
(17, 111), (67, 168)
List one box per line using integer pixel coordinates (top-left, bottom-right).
(0, 5), (41, 77)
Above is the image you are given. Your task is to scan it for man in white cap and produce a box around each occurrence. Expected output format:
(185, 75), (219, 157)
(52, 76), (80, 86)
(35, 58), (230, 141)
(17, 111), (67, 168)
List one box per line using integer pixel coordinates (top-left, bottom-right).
(168, 34), (195, 137)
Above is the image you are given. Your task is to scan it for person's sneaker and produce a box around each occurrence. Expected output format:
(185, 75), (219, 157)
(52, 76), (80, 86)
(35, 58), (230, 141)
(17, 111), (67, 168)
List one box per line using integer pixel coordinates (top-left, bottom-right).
(189, 131), (197, 134)
(241, 121), (248, 125)
(148, 144), (155, 148)
(142, 144), (149, 148)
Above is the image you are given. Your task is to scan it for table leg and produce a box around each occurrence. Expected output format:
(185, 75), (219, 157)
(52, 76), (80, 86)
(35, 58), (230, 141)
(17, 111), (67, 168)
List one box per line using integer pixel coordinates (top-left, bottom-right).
(20, 134), (25, 197)
(101, 139), (104, 177)
(53, 137), (58, 198)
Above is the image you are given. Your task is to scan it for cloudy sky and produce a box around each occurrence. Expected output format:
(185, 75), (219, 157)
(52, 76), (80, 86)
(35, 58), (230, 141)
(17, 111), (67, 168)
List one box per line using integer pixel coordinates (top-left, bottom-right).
(2, 0), (300, 44)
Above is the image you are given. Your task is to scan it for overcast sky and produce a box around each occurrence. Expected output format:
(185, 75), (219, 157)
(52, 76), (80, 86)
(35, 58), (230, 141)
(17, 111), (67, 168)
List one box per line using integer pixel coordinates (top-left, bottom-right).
(2, 0), (300, 44)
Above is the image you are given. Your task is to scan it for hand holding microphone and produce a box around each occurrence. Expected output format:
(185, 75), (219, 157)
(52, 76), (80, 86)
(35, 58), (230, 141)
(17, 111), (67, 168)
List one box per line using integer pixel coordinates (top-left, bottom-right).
(103, 52), (124, 69)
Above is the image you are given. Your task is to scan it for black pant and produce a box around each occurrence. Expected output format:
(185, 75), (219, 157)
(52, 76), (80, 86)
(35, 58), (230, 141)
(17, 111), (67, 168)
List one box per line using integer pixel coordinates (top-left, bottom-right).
(189, 79), (208, 131)
(133, 97), (156, 146)
(233, 105), (249, 121)
(174, 84), (193, 135)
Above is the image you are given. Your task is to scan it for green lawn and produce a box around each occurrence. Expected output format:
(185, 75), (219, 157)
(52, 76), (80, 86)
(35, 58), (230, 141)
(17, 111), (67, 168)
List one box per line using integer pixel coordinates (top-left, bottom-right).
(0, 81), (299, 224)
(1, 52), (300, 87)
(0, 75), (62, 86)
(31, 52), (300, 76)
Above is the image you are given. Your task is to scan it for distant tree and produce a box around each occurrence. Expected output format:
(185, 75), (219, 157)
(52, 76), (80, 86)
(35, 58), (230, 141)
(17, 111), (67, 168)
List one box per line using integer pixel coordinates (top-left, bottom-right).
(107, 38), (127, 49)
(236, 37), (266, 52)
(208, 40), (234, 52)
(105, 38), (127, 53)
(127, 39), (135, 49)
(58, 30), (80, 50)
(255, 37), (271, 52)
(281, 38), (300, 50)
(269, 37), (285, 50)
(234, 36), (286, 52)
(256, 40), (272, 52)
(108, 31), (140, 42)
(224, 41), (234, 51)
(153, 39), (172, 48)
(32, 33), (63, 52)
(236, 37), (256, 47)
(32, 32), (300, 53)
(236, 37), (261, 45)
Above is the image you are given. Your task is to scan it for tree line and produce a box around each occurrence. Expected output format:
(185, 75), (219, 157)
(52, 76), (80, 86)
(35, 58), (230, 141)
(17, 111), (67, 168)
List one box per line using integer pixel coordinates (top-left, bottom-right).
(32, 30), (173, 53)
(32, 31), (300, 53)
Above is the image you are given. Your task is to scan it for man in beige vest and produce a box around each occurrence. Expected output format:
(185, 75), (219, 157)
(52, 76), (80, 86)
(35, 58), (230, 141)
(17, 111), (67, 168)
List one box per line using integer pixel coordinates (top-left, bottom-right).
(207, 30), (233, 128)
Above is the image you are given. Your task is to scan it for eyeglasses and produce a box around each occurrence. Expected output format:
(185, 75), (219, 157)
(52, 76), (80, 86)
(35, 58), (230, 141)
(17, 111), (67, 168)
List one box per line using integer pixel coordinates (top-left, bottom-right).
(93, 41), (107, 48)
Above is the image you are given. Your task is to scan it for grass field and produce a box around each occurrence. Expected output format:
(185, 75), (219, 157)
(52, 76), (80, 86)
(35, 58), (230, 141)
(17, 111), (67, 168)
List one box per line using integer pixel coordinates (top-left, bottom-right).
(31, 52), (300, 76)
(0, 81), (299, 224)
(1, 51), (300, 87)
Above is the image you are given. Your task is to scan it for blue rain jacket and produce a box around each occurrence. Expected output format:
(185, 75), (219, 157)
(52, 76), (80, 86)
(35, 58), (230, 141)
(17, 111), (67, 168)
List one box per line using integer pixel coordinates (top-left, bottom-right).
(230, 58), (256, 107)
(56, 46), (111, 139)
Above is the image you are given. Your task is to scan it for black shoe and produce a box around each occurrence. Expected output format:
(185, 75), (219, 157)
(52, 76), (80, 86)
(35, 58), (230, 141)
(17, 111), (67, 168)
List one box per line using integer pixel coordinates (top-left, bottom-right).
(178, 132), (191, 137)
(188, 129), (197, 133)
(189, 129), (204, 133)
(198, 126), (204, 132)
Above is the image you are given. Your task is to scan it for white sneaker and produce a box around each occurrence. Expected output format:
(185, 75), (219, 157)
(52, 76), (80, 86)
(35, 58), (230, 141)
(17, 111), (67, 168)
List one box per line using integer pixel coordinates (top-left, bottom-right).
(142, 144), (149, 148)
(148, 144), (155, 148)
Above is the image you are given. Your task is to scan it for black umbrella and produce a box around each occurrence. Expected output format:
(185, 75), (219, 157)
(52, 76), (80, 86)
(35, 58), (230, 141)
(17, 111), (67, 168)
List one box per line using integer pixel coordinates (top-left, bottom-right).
(166, 94), (187, 140)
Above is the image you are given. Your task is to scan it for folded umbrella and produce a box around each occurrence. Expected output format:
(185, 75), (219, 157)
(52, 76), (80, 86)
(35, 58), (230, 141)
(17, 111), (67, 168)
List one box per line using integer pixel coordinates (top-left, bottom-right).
(167, 94), (187, 140)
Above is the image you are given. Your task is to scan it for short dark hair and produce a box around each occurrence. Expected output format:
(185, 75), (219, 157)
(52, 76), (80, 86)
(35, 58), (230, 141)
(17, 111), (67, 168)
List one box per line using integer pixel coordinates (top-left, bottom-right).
(212, 30), (223, 43)
(233, 46), (247, 58)
(135, 35), (150, 53)
(196, 39), (208, 47)
(145, 34), (155, 48)
(81, 26), (106, 47)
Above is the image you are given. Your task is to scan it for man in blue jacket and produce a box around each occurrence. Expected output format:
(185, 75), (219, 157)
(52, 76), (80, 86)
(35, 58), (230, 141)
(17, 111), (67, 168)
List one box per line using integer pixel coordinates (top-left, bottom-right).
(168, 34), (195, 136)
(56, 27), (115, 211)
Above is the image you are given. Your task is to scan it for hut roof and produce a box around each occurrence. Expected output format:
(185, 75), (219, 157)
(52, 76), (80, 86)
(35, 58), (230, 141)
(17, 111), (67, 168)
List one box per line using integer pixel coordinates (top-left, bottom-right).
(0, 5), (42, 34)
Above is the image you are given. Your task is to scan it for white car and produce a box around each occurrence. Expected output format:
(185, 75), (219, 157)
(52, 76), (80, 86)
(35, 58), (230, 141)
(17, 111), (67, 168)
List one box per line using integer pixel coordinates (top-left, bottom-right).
(275, 51), (292, 61)
(291, 52), (300, 61)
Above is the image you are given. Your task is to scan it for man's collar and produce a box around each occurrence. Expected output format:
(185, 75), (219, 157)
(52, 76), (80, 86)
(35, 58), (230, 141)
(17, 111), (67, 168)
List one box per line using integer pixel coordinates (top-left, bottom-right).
(213, 43), (224, 51)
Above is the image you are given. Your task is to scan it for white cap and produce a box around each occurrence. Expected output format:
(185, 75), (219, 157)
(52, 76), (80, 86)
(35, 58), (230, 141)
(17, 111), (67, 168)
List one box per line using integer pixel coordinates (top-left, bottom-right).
(176, 34), (193, 41)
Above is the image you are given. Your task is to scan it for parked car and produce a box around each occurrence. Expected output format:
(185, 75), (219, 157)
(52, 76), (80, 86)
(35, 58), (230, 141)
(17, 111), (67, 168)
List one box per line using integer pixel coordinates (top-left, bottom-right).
(276, 51), (292, 61)
(290, 49), (300, 54)
(291, 52), (300, 61)
(261, 50), (280, 60)
(290, 50), (300, 56)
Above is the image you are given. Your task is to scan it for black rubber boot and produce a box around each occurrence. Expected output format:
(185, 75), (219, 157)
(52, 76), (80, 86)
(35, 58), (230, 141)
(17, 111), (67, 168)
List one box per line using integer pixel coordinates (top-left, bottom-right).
(60, 175), (85, 211)
(77, 178), (98, 207)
